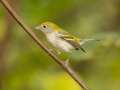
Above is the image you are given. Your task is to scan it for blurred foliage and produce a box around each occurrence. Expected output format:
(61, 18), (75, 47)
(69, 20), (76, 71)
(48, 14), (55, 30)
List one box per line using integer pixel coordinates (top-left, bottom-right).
(0, 0), (120, 90)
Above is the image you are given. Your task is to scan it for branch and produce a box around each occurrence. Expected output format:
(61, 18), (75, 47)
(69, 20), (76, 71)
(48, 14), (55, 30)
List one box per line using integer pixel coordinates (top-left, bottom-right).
(0, 0), (89, 90)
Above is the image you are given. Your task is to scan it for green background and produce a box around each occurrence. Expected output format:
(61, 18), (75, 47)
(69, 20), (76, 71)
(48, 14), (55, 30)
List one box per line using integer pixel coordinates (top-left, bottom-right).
(0, 0), (120, 90)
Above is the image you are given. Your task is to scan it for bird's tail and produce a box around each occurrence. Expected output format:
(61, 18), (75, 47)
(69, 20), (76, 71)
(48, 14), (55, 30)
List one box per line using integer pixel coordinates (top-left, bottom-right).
(79, 38), (100, 53)
(79, 38), (100, 46)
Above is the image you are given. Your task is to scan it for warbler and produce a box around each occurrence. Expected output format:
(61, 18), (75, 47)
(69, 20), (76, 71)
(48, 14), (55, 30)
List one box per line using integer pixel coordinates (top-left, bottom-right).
(35, 21), (98, 53)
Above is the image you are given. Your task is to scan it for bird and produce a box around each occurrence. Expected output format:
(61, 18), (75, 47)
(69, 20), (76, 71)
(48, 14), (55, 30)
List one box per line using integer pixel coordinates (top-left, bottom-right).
(35, 21), (98, 54)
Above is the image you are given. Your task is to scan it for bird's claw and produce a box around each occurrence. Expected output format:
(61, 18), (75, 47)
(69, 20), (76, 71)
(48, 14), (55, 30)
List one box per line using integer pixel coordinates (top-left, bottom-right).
(64, 59), (70, 66)
(49, 48), (54, 52)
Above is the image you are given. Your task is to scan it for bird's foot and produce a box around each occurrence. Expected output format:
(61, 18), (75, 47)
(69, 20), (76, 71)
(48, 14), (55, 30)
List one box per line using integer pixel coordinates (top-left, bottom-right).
(49, 48), (54, 52)
(64, 59), (70, 66)
(49, 48), (61, 56)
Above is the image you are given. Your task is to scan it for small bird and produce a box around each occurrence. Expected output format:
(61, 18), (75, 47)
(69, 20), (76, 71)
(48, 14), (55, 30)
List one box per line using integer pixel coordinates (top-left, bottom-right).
(35, 21), (98, 54)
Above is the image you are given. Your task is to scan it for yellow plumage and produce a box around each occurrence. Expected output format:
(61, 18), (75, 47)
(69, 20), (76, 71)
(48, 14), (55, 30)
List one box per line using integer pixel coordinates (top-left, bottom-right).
(35, 21), (98, 53)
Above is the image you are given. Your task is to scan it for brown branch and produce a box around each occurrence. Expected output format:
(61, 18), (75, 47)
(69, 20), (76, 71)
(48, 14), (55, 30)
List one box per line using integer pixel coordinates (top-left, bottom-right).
(0, 0), (89, 90)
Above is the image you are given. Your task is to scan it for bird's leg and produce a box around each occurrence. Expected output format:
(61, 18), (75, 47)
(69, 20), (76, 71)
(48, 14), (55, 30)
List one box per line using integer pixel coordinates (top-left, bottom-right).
(64, 54), (71, 66)
(49, 48), (62, 56)
(64, 58), (70, 66)
(49, 48), (54, 53)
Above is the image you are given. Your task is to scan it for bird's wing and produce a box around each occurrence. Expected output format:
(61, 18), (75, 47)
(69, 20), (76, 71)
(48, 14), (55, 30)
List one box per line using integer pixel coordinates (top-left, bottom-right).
(58, 31), (86, 52)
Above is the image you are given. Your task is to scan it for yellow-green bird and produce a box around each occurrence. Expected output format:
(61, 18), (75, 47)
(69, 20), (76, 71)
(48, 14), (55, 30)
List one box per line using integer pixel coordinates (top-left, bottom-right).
(35, 21), (98, 53)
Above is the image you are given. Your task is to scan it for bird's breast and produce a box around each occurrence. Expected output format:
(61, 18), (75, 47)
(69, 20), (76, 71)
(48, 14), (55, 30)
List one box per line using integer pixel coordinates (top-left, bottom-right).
(46, 33), (73, 52)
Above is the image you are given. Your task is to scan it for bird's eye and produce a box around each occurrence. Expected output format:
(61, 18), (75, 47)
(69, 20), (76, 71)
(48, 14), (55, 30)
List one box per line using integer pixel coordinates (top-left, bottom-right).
(43, 25), (47, 28)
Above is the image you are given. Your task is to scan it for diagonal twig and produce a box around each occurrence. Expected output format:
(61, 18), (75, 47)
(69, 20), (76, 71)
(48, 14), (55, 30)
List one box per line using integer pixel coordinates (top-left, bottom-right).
(0, 0), (89, 90)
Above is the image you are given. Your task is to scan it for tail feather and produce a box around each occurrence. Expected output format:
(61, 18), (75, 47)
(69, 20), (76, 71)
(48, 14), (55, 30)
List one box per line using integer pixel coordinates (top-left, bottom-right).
(79, 38), (100, 46)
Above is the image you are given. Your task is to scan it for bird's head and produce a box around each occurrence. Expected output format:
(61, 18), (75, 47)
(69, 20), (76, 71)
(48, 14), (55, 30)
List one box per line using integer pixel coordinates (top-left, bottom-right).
(35, 21), (61, 34)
